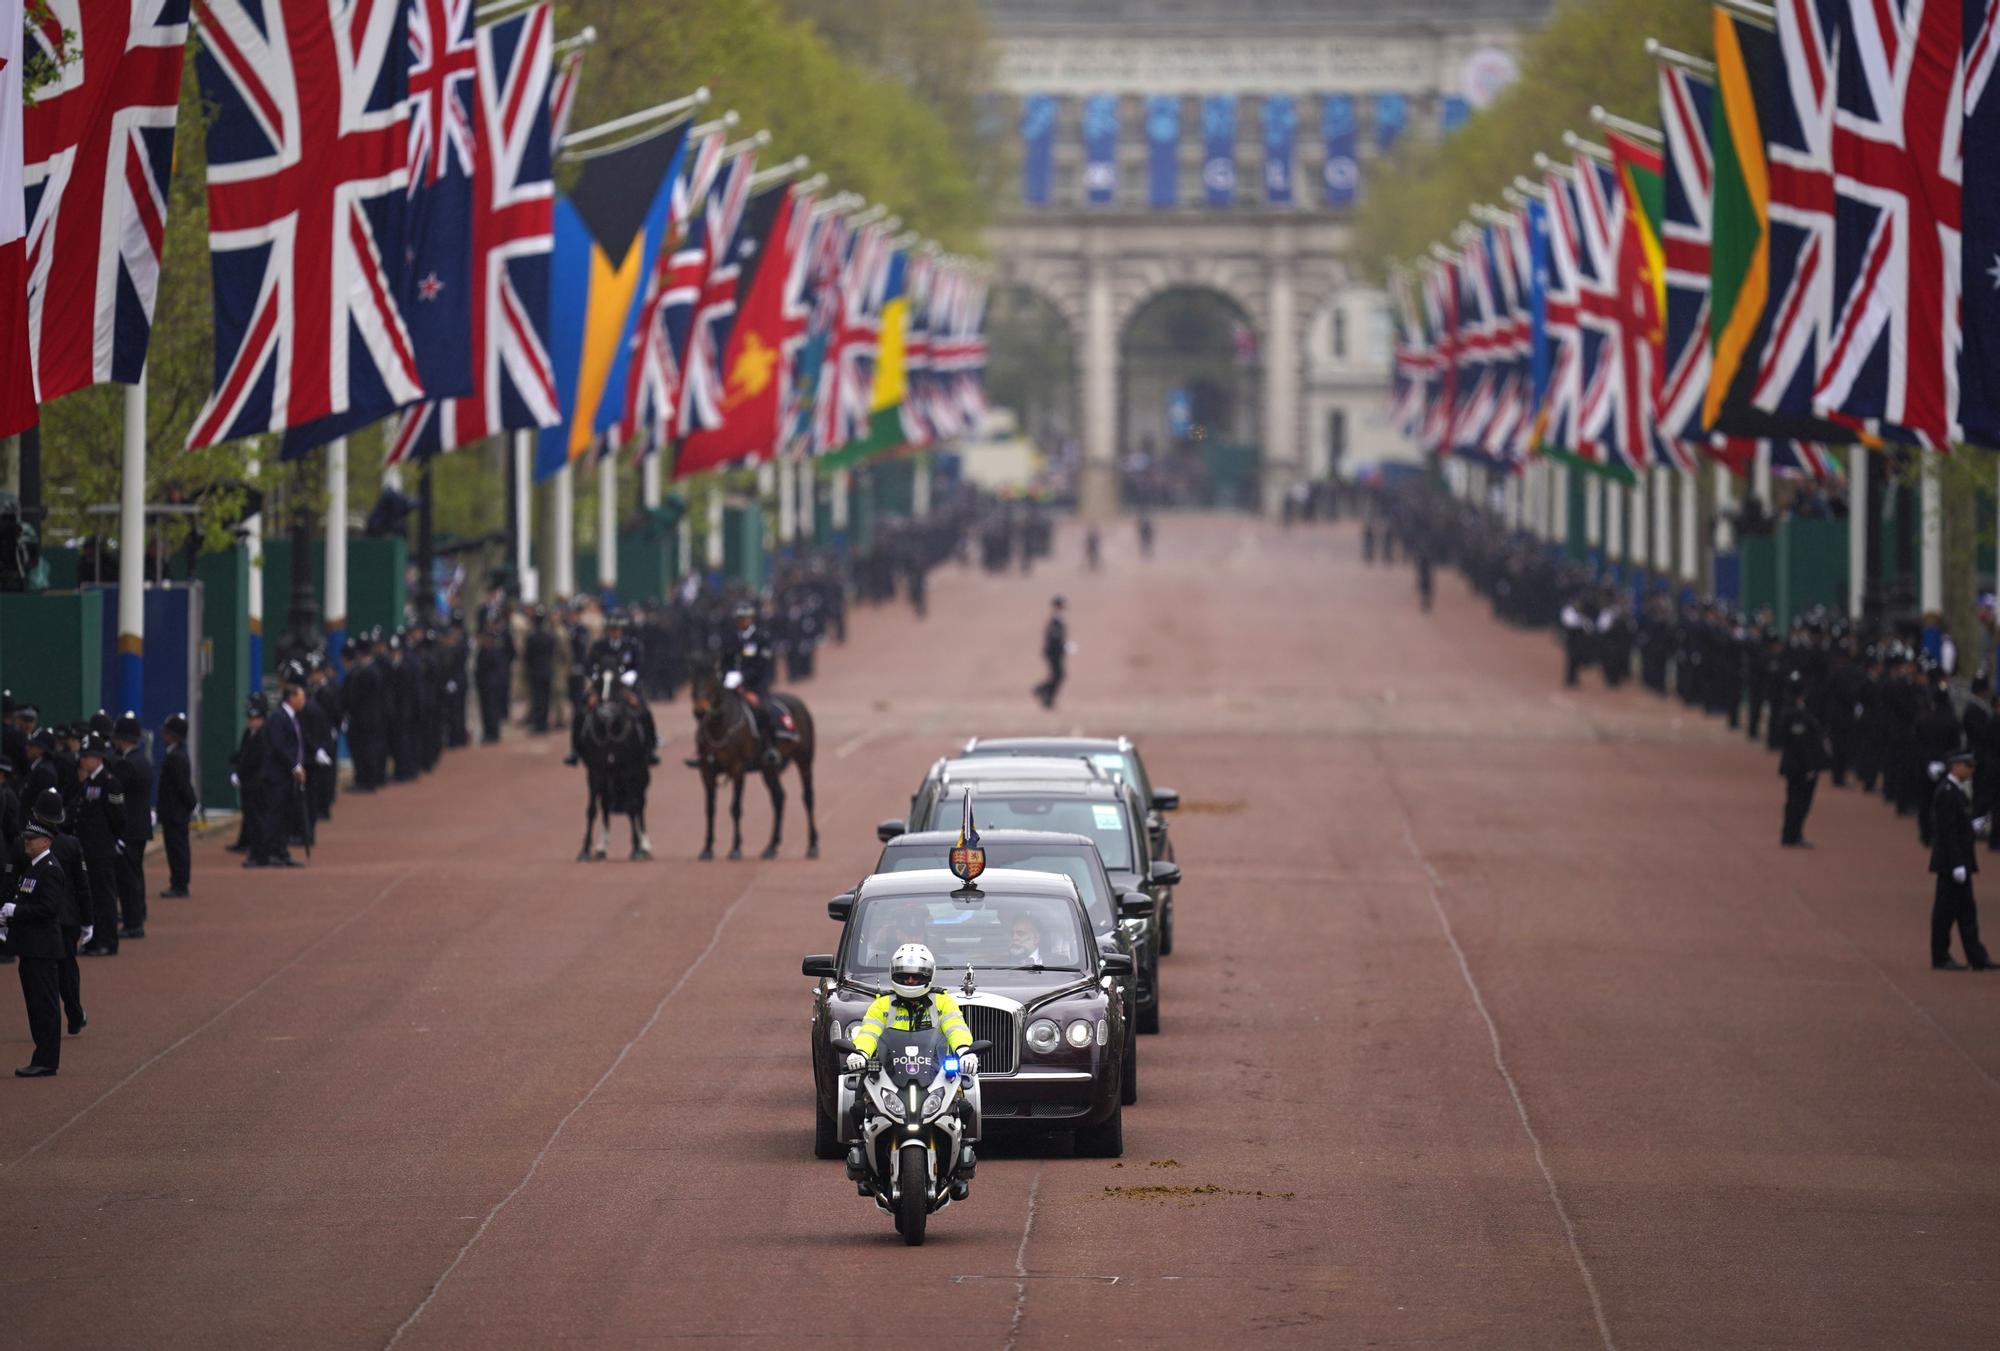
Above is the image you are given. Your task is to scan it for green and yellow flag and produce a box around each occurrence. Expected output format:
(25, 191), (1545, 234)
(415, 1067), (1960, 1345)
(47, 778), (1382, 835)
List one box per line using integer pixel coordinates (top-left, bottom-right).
(822, 247), (910, 470)
(1705, 4), (1769, 432)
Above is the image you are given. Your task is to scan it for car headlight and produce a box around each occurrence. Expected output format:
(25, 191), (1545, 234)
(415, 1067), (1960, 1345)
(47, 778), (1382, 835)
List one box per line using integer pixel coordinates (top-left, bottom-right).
(1065, 1019), (1094, 1049)
(827, 1020), (842, 1042)
(1025, 1019), (1061, 1053)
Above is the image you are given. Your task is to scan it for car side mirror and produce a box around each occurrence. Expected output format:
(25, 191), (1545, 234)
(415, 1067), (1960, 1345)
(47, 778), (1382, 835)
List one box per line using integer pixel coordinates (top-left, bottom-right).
(1150, 860), (1182, 888)
(876, 818), (907, 843)
(827, 892), (854, 922)
(1151, 788), (1180, 812)
(802, 954), (837, 979)
(1118, 891), (1155, 920)
(1101, 951), (1135, 976)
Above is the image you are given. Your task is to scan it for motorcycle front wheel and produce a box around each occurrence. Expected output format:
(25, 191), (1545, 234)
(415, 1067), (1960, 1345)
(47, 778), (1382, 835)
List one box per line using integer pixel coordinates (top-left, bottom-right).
(898, 1142), (930, 1246)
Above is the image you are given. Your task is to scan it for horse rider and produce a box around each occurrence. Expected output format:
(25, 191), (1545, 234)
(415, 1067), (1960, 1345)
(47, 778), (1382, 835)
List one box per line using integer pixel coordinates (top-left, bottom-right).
(565, 643), (660, 768)
(705, 601), (795, 769)
(587, 610), (641, 677)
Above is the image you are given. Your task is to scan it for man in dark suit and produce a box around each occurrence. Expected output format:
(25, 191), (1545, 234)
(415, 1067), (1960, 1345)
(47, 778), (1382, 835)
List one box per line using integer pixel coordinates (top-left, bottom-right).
(1931, 750), (1997, 971)
(157, 713), (197, 898)
(259, 674), (309, 868)
(6, 820), (72, 1075)
(1033, 596), (1068, 710)
(344, 636), (389, 791)
(109, 712), (152, 940)
(68, 734), (124, 956)
(233, 696), (271, 866)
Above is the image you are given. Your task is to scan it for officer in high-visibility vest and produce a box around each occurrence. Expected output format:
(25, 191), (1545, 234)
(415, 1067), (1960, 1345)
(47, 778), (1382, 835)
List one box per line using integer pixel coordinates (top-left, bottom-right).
(844, 943), (976, 1069)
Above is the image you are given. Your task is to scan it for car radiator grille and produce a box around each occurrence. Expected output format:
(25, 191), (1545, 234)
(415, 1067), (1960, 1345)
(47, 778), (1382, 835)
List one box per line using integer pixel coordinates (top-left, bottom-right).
(964, 1005), (1018, 1074)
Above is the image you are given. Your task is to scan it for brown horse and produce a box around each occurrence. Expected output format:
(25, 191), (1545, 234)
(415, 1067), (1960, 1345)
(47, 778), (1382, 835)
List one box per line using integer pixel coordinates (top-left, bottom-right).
(687, 662), (819, 860)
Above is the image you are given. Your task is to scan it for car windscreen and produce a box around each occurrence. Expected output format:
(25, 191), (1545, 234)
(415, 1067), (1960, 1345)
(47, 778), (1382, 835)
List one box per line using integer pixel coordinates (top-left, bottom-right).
(879, 843), (1112, 929)
(927, 794), (1133, 871)
(844, 891), (1090, 978)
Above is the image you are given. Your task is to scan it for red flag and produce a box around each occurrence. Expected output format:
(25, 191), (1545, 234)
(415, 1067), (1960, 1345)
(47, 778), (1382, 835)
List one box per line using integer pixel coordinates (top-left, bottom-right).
(674, 183), (802, 477)
(1, 0), (39, 436)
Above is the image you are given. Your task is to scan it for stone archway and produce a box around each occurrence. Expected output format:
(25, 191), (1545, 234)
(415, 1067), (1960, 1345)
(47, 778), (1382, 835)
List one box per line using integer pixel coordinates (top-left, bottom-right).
(1118, 285), (1263, 509)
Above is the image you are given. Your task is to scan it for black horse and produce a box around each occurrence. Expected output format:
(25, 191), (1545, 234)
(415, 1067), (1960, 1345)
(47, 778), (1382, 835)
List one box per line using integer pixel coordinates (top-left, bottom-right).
(575, 668), (653, 862)
(687, 661), (818, 860)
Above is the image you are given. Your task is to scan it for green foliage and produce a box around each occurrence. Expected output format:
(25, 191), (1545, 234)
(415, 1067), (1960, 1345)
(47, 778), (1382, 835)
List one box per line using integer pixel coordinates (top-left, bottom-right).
(558, 0), (993, 251)
(20, 1), (77, 101)
(1353, 0), (1714, 279)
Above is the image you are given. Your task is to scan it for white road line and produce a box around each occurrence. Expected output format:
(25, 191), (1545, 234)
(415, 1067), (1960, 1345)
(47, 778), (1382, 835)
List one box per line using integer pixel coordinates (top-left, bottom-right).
(386, 875), (761, 1349)
(835, 726), (888, 760)
(1001, 1165), (1044, 1351)
(2, 868), (417, 1174)
(1394, 811), (1618, 1351)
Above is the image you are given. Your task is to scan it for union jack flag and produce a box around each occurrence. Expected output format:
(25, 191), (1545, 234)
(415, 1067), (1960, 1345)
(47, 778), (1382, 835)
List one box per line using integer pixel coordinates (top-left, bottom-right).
(615, 125), (726, 457)
(387, 1), (556, 465)
(1537, 167), (1588, 457)
(950, 273), (989, 430)
(1419, 255), (1459, 455)
(674, 149), (758, 442)
(1964, 0), (2000, 445)
(187, 0), (421, 453)
(1572, 155), (1628, 468)
(785, 209), (850, 456)
(1815, 0), (1963, 448)
(1659, 62), (1717, 447)
(771, 190), (824, 454)
(922, 264), (974, 440)
(1387, 266), (1430, 440)
(22, 0), (190, 402)
(1448, 232), (1499, 460)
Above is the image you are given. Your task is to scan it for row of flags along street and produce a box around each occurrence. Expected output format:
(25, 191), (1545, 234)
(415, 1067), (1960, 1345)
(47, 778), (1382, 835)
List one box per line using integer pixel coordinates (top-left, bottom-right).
(1390, 0), (1993, 485)
(1, 0), (989, 480)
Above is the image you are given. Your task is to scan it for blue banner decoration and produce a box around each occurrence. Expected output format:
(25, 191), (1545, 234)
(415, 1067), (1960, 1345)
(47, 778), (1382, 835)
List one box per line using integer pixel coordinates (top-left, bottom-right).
(1373, 92), (1407, 154)
(1201, 95), (1237, 207)
(1083, 94), (1119, 205)
(1525, 199), (1550, 413)
(1320, 94), (1358, 208)
(1441, 95), (1471, 135)
(1021, 94), (1057, 206)
(1167, 387), (1192, 440)
(1145, 95), (1182, 209)
(1261, 96), (1296, 205)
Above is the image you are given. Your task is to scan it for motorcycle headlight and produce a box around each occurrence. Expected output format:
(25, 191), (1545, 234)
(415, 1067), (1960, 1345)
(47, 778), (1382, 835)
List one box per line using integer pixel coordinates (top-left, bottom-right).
(1025, 1019), (1061, 1054)
(874, 1084), (903, 1119)
(1065, 1019), (1094, 1049)
(922, 1089), (946, 1117)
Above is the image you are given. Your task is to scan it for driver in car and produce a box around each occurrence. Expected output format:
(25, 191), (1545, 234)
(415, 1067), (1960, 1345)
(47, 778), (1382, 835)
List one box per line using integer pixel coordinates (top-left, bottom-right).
(846, 944), (976, 1072)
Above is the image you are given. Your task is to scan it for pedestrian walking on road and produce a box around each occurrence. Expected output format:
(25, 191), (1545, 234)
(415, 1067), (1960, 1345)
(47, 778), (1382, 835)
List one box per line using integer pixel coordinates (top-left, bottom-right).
(1778, 673), (1828, 848)
(1930, 750), (1997, 971)
(157, 714), (196, 898)
(1034, 596), (1069, 710)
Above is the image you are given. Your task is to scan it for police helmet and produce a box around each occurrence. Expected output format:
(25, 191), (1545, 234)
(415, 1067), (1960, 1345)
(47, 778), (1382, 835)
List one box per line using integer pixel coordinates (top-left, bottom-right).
(79, 732), (112, 759)
(246, 692), (270, 719)
(31, 787), (63, 828)
(889, 943), (937, 1000)
(733, 602), (756, 624)
(164, 712), (189, 739)
(113, 710), (142, 742)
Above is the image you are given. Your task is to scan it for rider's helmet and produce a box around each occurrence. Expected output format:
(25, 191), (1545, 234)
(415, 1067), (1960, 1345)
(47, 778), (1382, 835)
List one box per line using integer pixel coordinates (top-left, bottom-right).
(733, 601), (757, 630)
(889, 943), (937, 1001)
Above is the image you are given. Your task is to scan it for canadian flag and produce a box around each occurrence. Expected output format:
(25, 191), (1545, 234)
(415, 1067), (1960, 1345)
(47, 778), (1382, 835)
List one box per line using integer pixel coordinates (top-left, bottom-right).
(1, 0), (39, 437)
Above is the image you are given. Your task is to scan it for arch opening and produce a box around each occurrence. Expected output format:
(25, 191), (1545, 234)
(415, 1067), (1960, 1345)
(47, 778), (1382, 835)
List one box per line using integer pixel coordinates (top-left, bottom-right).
(1118, 286), (1262, 511)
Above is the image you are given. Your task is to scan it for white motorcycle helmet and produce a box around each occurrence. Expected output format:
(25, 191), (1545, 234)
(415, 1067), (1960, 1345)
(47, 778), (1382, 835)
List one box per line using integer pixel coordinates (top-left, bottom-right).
(889, 943), (937, 1000)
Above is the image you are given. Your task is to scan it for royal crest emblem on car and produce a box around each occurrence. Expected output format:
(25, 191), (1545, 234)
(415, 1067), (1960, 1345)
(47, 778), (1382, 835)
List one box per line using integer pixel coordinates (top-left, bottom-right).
(949, 787), (986, 883)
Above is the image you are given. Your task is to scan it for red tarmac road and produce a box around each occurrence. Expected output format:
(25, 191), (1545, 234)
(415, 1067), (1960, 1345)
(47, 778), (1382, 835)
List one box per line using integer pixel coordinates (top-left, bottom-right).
(4, 516), (1999, 1349)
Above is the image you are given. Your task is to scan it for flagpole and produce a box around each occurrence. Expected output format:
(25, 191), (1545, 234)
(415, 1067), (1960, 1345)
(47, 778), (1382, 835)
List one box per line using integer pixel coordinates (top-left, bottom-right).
(559, 88), (710, 150)
(642, 449), (662, 512)
(1645, 39), (1716, 76)
(1920, 455), (1942, 617)
(325, 436), (348, 668)
(1848, 446), (1868, 618)
(552, 460), (575, 598)
(513, 430), (537, 603)
(553, 26), (596, 55)
(706, 488), (724, 571)
(245, 449), (264, 681)
(747, 154), (810, 191)
(597, 452), (618, 597)
(117, 374), (147, 717)
(777, 455), (796, 546)
(1588, 106), (1662, 144)
(796, 458), (815, 545)
(1679, 468), (1698, 584)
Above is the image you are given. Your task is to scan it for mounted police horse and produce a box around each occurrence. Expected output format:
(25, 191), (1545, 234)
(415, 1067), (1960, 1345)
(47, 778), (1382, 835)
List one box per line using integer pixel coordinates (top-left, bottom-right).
(575, 667), (653, 861)
(687, 661), (819, 860)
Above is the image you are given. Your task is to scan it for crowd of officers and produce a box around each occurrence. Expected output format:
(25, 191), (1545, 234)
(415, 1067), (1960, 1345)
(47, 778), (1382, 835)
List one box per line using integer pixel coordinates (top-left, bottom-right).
(1367, 482), (2000, 974)
(0, 498), (1031, 1076)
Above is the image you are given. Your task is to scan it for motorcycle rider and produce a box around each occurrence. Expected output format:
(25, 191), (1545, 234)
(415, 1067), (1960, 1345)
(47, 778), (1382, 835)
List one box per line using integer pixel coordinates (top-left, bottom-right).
(844, 944), (978, 1177)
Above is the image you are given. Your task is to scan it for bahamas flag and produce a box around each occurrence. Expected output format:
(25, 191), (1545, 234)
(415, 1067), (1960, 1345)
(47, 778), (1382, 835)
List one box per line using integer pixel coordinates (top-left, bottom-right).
(822, 245), (909, 470)
(535, 119), (691, 480)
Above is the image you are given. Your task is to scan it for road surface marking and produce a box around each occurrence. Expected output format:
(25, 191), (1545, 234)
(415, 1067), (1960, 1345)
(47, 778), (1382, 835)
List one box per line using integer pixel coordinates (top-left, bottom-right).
(1001, 1166), (1044, 1351)
(387, 875), (762, 1348)
(835, 726), (887, 760)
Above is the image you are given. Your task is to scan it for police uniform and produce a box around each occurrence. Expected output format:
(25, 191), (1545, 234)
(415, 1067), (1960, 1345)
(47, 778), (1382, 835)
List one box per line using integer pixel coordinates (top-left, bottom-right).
(157, 714), (197, 897)
(4, 832), (70, 1074)
(109, 713), (152, 938)
(344, 640), (390, 790)
(68, 740), (124, 955)
(32, 793), (88, 1034)
(1777, 683), (1828, 847)
(847, 990), (975, 1058)
(1930, 757), (1995, 970)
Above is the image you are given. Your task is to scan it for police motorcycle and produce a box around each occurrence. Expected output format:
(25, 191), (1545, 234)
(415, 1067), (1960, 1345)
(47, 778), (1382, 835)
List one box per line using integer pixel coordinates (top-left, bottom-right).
(831, 815), (994, 1246)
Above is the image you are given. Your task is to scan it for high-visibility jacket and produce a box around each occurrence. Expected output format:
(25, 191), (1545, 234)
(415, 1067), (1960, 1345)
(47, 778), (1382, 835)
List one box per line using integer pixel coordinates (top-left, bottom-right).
(850, 991), (973, 1056)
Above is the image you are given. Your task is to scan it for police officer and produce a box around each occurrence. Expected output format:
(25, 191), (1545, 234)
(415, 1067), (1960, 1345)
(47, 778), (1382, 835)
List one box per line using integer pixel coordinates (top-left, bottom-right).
(344, 636), (389, 791)
(1033, 596), (1068, 710)
(1778, 672), (1828, 848)
(233, 694), (271, 865)
(841, 943), (976, 1177)
(30, 791), (88, 1034)
(109, 712), (152, 940)
(1930, 751), (1997, 971)
(68, 734), (124, 957)
(5, 819), (72, 1076)
(307, 652), (342, 821)
(474, 620), (512, 744)
(157, 713), (196, 898)
(523, 608), (556, 734)
(719, 602), (782, 768)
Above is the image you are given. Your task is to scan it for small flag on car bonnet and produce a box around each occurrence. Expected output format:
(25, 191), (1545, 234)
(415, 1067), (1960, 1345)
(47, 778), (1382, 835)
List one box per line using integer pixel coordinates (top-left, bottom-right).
(949, 788), (985, 883)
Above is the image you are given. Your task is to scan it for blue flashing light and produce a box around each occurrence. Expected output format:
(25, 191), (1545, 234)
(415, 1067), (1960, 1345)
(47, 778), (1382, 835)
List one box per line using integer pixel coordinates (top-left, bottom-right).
(943, 1055), (961, 1077)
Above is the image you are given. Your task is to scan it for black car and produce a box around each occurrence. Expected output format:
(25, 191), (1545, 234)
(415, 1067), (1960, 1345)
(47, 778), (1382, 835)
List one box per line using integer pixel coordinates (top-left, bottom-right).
(873, 828), (1160, 1040)
(804, 869), (1129, 1159)
(960, 736), (1179, 855)
(880, 760), (1183, 969)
